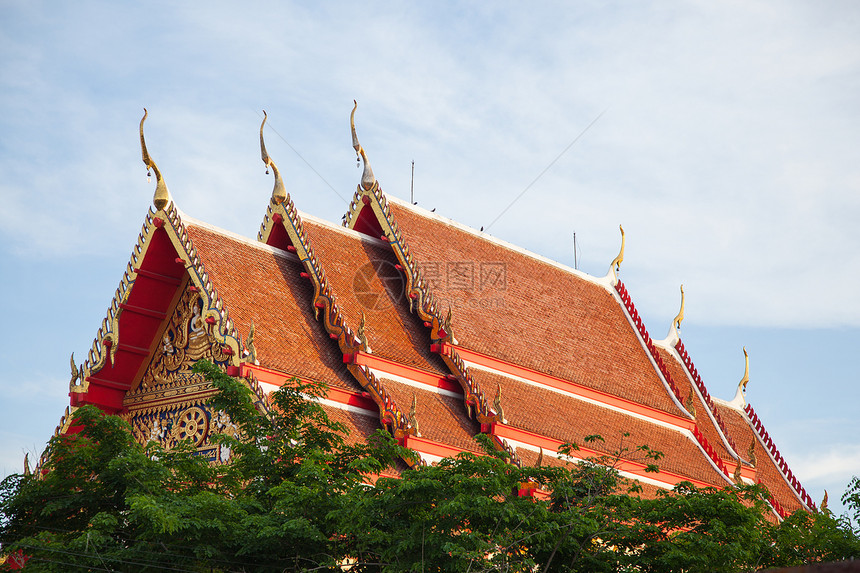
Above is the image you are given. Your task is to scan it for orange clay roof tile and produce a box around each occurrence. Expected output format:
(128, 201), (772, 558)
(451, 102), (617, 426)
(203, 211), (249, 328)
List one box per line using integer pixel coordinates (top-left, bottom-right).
(385, 202), (681, 416)
(470, 369), (727, 486)
(302, 219), (449, 377)
(185, 223), (357, 392)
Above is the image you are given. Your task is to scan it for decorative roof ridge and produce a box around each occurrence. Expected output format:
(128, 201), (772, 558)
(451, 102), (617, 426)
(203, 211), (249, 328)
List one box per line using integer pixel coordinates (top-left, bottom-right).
(374, 194), (612, 292)
(342, 175), (497, 425)
(613, 280), (742, 484)
(340, 104), (499, 427)
(744, 402), (816, 512)
(654, 337), (743, 461)
(254, 112), (414, 441)
(69, 202), (245, 400)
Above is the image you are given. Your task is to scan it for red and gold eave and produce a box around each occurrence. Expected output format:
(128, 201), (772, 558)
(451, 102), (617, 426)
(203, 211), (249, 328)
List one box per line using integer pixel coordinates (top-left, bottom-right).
(66, 203), (254, 423)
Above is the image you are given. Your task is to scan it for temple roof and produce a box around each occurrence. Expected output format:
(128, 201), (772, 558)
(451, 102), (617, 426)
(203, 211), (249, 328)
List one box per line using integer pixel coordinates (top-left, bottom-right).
(52, 109), (815, 519)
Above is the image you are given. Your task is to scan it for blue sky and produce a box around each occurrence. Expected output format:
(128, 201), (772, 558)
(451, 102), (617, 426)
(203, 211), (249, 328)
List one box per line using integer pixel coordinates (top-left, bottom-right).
(1, 1), (858, 515)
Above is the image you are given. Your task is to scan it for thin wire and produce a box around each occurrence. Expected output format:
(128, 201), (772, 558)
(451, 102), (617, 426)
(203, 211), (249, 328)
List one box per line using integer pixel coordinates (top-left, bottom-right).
(256, 110), (349, 204)
(485, 109), (607, 232)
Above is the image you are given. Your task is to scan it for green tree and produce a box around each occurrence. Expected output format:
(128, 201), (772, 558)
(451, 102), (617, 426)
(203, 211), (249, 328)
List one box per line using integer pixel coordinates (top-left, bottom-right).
(2, 360), (859, 572)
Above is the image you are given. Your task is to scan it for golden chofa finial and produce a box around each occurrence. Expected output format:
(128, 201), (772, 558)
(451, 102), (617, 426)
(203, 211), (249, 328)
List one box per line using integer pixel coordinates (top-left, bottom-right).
(260, 111), (287, 205)
(608, 225), (625, 282)
(350, 100), (375, 190)
(139, 108), (170, 210)
(739, 347), (750, 393)
(673, 285), (685, 331)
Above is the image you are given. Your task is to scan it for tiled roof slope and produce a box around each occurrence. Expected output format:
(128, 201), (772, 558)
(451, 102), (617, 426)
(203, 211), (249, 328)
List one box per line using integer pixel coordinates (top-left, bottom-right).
(716, 403), (806, 515)
(470, 369), (726, 487)
(301, 218), (448, 377)
(375, 377), (481, 455)
(654, 346), (735, 464)
(185, 222), (357, 392)
(382, 199), (681, 416)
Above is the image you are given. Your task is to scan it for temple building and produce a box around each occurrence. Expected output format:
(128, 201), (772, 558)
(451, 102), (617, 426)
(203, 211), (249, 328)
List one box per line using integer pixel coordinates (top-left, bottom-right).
(45, 105), (814, 520)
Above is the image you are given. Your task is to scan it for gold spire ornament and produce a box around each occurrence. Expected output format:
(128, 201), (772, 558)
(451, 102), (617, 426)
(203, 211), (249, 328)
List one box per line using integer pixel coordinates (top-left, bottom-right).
(357, 312), (368, 348)
(245, 320), (258, 365)
(69, 352), (81, 387)
(536, 447), (544, 468)
(493, 383), (506, 422)
(23, 453), (31, 476)
(673, 285), (685, 332)
(733, 457), (743, 484)
(738, 347), (750, 394)
(610, 225), (625, 273)
(350, 100), (375, 190)
(409, 394), (420, 436)
(139, 108), (170, 210)
(260, 111), (287, 204)
(822, 490), (829, 511)
(747, 437), (757, 467)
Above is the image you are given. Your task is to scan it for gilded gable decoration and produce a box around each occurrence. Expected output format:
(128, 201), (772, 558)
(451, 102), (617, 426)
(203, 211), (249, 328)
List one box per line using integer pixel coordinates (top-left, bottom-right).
(140, 108), (170, 211)
(608, 225), (625, 285)
(124, 287), (236, 461)
(408, 394), (421, 437)
(260, 111), (287, 205)
(673, 285), (685, 332)
(244, 320), (258, 365)
(350, 100), (376, 191)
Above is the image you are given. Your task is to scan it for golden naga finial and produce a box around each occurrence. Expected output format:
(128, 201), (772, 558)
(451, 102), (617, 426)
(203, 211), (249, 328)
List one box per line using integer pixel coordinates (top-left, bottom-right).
(409, 394), (420, 436)
(357, 312), (368, 348)
(822, 490), (829, 511)
(610, 225), (625, 272)
(260, 111), (287, 205)
(493, 383), (506, 422)
(673, 285), (685, 331)
(140, 108), (170, 210)
(69, 352), (81, 387)
(23, 453), (31, 476)
(738, 347), (750, 393)
(733, 457), (743, 484)
(747, 437), (757, 467)
(350, 100), (375, 190)
(245, 320), (258, 365)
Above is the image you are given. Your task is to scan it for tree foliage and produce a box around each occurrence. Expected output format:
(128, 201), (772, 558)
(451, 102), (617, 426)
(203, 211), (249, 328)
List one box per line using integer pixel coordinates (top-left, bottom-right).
(2, 360), (858, 572)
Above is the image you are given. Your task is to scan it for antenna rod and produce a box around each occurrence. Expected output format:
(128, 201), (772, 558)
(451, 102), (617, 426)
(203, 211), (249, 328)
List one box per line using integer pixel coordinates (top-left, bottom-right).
(573, 232), (578, 270)
(411, 160), (415, 204)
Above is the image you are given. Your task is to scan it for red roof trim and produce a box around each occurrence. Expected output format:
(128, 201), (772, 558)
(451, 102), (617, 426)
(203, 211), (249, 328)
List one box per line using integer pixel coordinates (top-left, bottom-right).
(675, 340), (740, 455)
(348, 351), (463, 394)
(439, 342), (694, 431)
(746, 403), (816, 511)
(490, 422), (716, 490)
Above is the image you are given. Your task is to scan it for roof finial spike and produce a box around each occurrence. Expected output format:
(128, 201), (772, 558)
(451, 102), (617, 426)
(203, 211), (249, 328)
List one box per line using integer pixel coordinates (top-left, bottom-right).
(350, 100), (375, 190)
(409, 393), (420, 436)
(245, 320), (258, 365)
(821, 490), (829, 512)
(606, 224), (625, 285)
(739, 347), (750, 393)
(673, 285), (685, 332)
(493, 383), (506, 423)
(260, 111), (287, 205)
(23, 452), (31, 476)
(139, 108), (170, 210)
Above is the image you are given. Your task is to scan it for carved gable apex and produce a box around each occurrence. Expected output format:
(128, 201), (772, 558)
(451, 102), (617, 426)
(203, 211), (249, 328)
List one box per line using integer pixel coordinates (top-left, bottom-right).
(122, 287), (236, 462)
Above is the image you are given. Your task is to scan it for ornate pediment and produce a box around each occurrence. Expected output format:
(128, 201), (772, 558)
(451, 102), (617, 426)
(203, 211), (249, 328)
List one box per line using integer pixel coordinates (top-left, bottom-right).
(123, 287), (235, 461)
